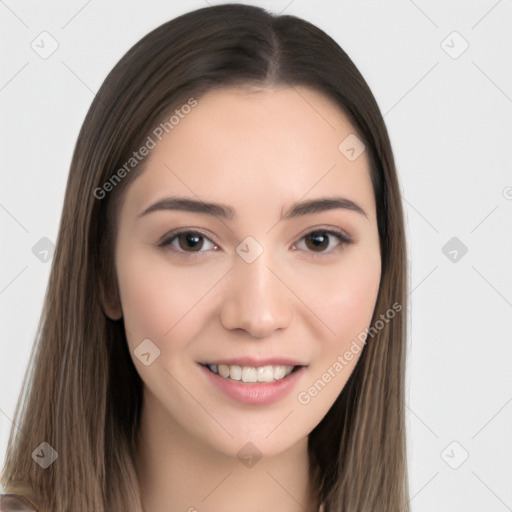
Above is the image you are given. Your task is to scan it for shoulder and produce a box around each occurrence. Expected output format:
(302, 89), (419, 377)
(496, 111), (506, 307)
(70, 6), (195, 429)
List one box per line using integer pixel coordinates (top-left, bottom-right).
(0, 494), (39, 511)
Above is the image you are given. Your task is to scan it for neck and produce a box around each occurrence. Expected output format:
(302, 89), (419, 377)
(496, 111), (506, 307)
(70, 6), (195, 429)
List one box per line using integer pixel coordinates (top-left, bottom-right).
(135, 389), (320, 512)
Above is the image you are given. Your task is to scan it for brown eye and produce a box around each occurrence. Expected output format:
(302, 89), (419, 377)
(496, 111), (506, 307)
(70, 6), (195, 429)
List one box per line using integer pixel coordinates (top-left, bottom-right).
(177, 232), (204, 251)
(305, 231), (330, 251)
(295, 229), (352, 254)
(158, 230), (217, 253)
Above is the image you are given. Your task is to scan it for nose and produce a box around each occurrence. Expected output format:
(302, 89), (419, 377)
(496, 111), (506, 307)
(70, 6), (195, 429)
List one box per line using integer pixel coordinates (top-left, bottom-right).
(219, 251), (293, 338)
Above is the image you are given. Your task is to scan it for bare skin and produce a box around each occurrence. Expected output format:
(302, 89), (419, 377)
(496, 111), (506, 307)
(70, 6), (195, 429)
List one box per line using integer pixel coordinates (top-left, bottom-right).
(103, 85), (381, 512)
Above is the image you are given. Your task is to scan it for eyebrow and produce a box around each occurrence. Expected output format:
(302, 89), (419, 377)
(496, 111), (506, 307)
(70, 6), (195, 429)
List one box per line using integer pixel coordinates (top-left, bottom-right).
(137, 196), (368, 220)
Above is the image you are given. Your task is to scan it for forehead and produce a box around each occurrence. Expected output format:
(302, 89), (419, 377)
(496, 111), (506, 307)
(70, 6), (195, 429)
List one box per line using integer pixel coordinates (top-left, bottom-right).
(120, 85), (375, 219)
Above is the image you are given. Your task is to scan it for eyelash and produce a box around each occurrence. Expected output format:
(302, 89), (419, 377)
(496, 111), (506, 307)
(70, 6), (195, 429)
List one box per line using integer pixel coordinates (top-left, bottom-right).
(156, 228), (353, 257)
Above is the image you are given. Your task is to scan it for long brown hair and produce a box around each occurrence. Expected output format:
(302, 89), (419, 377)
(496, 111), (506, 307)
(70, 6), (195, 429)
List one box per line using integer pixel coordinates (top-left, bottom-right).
(1, 4), (409, 511)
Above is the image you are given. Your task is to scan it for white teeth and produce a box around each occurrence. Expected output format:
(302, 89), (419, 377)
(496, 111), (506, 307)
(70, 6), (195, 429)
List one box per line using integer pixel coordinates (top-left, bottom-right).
(242, 367), (258, 383)
(230, 365), (242, 381)
(218, 364), (230, 378)
(273, 366), (286, 380)
(206, 364), (295, 382)
(257, 366), (274, 382)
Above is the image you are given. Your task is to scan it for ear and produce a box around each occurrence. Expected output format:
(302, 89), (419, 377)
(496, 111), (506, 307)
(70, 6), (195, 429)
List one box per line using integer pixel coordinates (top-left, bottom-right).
(99, 279), (123, 320)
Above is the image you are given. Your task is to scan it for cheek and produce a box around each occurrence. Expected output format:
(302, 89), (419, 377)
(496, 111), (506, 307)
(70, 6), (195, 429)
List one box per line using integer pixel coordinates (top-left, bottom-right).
(116, 259), (175, 344)
(331, 262), (381, 339)
(294, 253), (380, 418)
(293, 248), (381, 345)
(115, 250), (227, 349)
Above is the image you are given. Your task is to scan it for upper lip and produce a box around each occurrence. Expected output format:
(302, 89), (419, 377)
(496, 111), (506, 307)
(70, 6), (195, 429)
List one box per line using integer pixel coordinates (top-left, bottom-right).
(200, 357), (306, 367)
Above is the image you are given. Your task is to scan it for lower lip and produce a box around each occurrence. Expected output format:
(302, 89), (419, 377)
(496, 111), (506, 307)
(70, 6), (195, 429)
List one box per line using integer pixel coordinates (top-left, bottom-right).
(199, 364), (306, 406)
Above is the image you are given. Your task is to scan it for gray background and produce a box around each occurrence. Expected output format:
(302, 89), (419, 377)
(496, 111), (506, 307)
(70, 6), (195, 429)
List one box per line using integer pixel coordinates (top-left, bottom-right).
(1, 1), (511, 510)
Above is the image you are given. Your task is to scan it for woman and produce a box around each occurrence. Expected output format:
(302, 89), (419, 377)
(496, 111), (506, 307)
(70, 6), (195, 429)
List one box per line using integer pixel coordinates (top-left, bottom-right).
(1, 4), (409, 511)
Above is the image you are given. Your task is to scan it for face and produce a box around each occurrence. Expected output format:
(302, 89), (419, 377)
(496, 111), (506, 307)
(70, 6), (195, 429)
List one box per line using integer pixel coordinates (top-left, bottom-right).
(106, 86), (381, 459)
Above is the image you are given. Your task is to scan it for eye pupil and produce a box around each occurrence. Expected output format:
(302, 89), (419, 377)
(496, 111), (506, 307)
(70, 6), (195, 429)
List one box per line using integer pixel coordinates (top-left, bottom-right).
(306, 232), (329, 251)
(179, 232), (203, 251)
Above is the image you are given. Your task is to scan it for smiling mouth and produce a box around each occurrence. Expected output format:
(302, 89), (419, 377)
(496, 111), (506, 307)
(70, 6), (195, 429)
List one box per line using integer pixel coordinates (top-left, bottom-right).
(201, 363), (302, 383)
